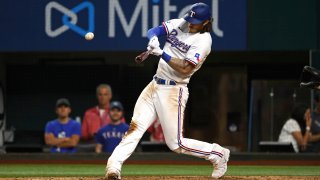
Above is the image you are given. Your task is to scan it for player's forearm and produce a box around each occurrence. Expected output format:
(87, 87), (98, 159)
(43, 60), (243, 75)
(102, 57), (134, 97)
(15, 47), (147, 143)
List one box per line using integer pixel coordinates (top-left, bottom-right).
(167, 57), (194, 75)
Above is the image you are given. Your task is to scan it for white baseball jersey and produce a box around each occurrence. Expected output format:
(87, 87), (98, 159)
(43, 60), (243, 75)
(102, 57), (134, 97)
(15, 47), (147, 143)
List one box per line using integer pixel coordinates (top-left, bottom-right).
(156, 18), (212, 84)
(107, 18), (229, 179)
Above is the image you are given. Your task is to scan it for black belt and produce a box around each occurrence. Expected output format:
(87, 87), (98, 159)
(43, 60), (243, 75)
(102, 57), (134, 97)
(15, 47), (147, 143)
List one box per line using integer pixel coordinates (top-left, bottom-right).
(154, 76), (176, 85)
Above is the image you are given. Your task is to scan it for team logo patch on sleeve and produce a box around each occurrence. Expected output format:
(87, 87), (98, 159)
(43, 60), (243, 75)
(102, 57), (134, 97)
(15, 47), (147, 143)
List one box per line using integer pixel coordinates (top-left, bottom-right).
(194, 53), (200, 62)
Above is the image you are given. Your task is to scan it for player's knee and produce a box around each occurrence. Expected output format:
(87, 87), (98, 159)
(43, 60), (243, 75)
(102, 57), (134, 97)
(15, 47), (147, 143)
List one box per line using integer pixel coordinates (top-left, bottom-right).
(165, 142), (180, 152)
(165, 140), (183, 153)
(123, 121), (143, 139)
(172, 147), (182, 154)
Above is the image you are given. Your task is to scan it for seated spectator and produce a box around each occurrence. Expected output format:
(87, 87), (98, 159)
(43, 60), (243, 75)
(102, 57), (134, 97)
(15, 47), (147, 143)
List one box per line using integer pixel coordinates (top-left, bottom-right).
(44, 98), (81, 153)
(81, 84), (125, 141)
(309, 95), (320, 152)
(147, 119), (165, 142)
(278, 103), (312, 153)
(95, 101), (129, 153)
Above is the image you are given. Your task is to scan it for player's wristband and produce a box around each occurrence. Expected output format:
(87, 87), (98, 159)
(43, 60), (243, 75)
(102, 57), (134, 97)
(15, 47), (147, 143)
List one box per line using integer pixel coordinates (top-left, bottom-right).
(161, 51), (171, 63)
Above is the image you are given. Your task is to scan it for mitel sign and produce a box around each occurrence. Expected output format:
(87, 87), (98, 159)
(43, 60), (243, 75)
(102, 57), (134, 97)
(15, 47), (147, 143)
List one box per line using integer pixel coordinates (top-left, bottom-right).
(0, 0), (246, 51)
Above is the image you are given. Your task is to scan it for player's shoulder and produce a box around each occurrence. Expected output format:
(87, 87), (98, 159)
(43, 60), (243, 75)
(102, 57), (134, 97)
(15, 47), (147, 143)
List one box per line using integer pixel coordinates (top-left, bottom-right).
(198, 32), (212, 41)
(193, 32), (212, 48)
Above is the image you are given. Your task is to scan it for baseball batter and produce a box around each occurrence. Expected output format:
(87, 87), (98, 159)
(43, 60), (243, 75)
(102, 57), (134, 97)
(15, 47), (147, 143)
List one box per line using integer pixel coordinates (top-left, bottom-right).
(106, 3), (230, 179)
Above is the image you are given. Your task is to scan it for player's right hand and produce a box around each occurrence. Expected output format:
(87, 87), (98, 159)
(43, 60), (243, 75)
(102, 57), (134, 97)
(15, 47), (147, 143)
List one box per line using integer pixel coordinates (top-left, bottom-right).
(148, 36), (160, 48)
(147, 45), (163, 56)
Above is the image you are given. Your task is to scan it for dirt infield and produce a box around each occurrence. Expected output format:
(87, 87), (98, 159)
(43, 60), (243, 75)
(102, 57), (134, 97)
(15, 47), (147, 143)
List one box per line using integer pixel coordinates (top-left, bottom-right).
(1, 176), (319, 180)
(119, 176), (320, 180)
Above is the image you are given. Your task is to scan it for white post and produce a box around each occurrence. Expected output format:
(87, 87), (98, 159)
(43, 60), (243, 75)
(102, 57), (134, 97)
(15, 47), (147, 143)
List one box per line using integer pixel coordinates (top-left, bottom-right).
(270, 87), (274, 141)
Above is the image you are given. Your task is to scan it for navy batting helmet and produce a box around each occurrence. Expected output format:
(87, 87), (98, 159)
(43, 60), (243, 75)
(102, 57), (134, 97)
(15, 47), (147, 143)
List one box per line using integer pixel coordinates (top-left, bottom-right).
(184, 3), (211, 24)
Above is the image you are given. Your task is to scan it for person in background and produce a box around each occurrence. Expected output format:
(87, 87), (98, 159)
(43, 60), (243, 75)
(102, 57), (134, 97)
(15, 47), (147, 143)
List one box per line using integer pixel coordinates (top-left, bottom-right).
(44, 98), (81, 153)
(278, 103), (315, 153)
(95, 101), (129, 153)
(309, 94), (320, 152)
(81, 84), (125, 141)
(147, 119), (165, 142)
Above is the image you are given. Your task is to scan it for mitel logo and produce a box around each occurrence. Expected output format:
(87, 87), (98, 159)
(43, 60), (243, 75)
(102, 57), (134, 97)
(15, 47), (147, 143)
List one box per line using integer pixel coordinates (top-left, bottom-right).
(45, 0), (222, 39)
(108, 0), (223, 38)
(45, 1), (95, 37)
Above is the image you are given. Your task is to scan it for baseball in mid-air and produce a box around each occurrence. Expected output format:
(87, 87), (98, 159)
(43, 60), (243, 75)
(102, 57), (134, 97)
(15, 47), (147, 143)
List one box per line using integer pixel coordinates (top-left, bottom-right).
(85, 32), (94, 40)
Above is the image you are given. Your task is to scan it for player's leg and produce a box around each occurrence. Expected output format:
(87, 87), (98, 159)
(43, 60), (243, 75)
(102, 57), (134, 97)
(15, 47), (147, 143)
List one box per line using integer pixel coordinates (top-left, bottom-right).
(154, 85), (229, 178)
(106, 81), (157, 178)
(154, 85), (219, 158)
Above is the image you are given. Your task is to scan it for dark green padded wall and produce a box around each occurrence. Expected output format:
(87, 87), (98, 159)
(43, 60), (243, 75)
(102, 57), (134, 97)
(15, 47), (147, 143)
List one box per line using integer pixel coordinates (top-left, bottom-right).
(249, 0), (317, 50)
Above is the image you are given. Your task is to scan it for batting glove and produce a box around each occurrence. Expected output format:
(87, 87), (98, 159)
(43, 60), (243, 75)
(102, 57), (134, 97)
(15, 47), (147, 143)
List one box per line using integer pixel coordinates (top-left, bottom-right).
(147, 46), (163, 56)
(148, 36), (160, 48)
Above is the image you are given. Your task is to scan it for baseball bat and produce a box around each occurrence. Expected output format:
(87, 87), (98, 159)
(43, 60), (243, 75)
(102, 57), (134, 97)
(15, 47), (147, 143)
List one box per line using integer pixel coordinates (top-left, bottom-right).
(135, 49), (152, 64)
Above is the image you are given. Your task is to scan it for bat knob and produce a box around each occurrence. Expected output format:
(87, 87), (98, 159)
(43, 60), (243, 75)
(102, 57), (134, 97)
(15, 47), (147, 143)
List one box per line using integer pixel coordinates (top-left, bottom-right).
(135, 56), (142, 63)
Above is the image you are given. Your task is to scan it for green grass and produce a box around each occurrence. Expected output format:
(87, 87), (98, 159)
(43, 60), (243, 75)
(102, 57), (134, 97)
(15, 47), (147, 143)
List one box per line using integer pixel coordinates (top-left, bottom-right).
(0, 164), (319, 177)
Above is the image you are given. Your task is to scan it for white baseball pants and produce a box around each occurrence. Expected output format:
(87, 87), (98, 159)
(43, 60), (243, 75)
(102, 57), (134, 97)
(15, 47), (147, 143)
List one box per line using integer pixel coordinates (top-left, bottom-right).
(107, 80), (224, 172)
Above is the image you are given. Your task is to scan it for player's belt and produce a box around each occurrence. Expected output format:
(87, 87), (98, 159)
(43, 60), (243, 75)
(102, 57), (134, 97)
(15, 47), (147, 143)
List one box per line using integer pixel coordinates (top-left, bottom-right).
(154, 76), (176, 85)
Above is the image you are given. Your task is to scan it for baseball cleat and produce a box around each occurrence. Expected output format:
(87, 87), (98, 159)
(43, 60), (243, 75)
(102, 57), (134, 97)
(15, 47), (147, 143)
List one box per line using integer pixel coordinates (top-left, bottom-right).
(105, 167), (121, 180)
(105, 172), (121, 180)
(211, 148), (230, 179)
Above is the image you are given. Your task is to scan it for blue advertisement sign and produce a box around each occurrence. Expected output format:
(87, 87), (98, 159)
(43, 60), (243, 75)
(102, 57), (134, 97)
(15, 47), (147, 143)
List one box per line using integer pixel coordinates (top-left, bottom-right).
(0, 0), (246, 51)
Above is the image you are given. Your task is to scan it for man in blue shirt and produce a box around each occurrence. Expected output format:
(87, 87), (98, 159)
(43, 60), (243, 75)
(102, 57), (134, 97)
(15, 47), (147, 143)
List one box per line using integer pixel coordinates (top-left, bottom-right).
(95, 101), (129, 153)
(44, 98), (81, 153)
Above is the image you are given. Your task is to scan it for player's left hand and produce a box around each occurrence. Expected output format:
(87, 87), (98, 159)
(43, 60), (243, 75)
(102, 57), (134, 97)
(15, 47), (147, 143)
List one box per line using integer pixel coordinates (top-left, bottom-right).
(148, 36), (160, 48)
(147, 46), (163, 56)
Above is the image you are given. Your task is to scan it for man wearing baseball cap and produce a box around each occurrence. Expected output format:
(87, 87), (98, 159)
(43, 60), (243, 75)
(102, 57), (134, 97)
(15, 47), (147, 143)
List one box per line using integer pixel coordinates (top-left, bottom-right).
(106, 2), (229, 179)
(95, 101), (129, 153)
(184, 2), (213, 33)
(81, 84), (126, 142)
(44, 98), (81, 153)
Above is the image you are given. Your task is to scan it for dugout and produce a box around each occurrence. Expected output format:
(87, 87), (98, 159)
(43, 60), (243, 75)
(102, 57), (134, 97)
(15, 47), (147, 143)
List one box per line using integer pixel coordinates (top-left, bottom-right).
(0, 50), (310, 153)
